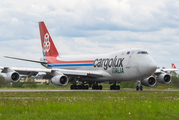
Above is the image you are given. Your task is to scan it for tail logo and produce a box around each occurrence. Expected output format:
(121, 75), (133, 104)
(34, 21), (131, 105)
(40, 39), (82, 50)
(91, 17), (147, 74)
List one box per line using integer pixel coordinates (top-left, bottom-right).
(172, 63), (177, 69)
(43, 33), (50, 53)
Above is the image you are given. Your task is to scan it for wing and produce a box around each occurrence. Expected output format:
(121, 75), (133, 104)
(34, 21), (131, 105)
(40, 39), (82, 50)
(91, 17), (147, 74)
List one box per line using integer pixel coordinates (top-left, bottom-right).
(0, 66), (110, 84)
(154, 63), (178, 74)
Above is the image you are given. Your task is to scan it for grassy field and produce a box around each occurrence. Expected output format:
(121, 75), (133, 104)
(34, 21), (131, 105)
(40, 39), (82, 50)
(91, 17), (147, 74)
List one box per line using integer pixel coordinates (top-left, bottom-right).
(0, 91), (179, 120)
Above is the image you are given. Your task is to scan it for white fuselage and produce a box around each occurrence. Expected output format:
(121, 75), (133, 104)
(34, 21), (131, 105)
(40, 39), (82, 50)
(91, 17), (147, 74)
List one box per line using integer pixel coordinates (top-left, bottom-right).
(45, 48), (157, 82)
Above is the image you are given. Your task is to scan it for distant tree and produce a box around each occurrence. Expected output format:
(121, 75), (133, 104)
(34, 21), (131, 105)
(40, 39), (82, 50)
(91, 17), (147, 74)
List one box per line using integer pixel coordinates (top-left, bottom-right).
(170, 71), (177, 77)
(0, 76), (11, 88)
(44, 81), (49, 85)
(12, 81), (24, 88)
(0, 77), (5, 88)
(32, 80), (37, 88)
(121, 81), (136, 88)
(25, 78), (37, 88)
(171, 76), (179, 88)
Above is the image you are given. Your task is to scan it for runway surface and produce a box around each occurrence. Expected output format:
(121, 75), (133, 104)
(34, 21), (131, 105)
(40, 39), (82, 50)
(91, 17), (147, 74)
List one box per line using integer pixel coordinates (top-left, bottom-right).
(0, 89), (178, 92)
(0, 89), (126, 92)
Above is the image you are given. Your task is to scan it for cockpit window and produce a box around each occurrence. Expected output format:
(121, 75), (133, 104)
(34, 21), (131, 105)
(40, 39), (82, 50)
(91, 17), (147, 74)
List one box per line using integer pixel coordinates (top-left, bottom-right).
(137, 51), (148, 54)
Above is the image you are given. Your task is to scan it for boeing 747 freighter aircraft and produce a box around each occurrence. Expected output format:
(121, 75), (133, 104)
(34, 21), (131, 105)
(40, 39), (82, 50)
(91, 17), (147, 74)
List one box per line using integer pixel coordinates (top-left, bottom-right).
(0, 21), (177, 90)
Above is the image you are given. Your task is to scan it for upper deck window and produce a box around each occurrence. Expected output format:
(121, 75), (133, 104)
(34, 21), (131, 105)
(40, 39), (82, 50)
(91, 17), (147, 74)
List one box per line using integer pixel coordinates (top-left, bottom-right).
(137, 51), (148, 54)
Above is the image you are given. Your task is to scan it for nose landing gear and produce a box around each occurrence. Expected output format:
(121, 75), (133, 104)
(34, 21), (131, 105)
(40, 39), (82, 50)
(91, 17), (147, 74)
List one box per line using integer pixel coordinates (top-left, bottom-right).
(136, 81), (143, 91)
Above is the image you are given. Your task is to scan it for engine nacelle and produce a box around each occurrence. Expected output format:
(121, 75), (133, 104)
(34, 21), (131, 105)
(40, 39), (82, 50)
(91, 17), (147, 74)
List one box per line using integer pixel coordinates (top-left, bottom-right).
(141, 76), (156, 87)
(156, 73), (171, 84)
(0, 72), (20, 82)
(51, 75), (69, 86)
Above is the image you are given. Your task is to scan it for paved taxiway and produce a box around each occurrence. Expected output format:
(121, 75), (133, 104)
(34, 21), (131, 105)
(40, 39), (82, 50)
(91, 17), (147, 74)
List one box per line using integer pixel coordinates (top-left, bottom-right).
(0, 89), (178, 92)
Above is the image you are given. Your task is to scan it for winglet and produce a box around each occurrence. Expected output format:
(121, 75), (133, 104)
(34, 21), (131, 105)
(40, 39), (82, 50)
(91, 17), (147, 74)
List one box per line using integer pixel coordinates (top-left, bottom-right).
(172, 63), (177, 69)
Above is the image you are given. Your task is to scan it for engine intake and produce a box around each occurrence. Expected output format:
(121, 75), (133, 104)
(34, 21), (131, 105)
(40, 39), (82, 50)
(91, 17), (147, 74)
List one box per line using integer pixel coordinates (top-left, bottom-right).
(51, 75), (69, 86)
(157, 73), (171, 84)
(0, 72), (20, 82)
(141, 76), (156, 87)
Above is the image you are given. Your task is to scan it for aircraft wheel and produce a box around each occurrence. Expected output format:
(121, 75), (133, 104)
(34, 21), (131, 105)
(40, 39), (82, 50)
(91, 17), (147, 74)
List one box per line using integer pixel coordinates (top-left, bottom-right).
(70, 85), (73, 89)
(85, 85), (89, 90)
(136, 86), (139, 91)
(92, 85), (96, 90)
(81, 85), (84, 90)
(111, 85), (115, 90)
(110, 85), (113, 90)
(70, 85), (75, 89)
(140, 86), (143, 91)
(99, 85), (102, 90)
(117, 85), (120, 90)
(77, 85), (81, 89)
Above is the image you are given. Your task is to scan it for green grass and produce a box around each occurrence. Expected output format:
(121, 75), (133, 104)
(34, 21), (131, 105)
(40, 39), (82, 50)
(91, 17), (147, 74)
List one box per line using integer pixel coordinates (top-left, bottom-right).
(0, 91), (179, 120)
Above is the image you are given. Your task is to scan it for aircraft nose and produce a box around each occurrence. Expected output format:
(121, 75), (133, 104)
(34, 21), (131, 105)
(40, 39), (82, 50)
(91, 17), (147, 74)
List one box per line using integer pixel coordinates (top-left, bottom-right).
(148, 61), (157, 72)
(139, 56), (157, 76)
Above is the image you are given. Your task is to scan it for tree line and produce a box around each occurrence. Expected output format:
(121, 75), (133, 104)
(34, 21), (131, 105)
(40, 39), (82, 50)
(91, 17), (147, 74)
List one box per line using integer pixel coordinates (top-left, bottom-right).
(0, 77), (37, 88)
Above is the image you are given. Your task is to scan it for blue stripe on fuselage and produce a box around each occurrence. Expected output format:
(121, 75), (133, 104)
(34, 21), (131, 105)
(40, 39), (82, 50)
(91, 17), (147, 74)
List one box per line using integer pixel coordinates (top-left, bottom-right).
(47, 63), (93, 67)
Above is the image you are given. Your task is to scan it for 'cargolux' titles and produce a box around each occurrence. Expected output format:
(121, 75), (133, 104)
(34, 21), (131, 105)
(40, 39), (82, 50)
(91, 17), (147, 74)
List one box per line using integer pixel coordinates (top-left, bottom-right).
(93, 56), (124, 70)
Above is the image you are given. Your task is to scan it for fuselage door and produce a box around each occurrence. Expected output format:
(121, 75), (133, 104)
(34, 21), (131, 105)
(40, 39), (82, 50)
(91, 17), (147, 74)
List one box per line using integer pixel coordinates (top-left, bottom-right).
(126, 51), (134, 69)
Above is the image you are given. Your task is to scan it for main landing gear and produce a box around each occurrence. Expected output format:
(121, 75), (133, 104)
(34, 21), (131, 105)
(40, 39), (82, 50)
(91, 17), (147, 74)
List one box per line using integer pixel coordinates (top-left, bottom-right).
(136, 81), (143, 91)
(70, 81), (121, 90)
(92, 84), (102, 90)
(110, 82), (120, 90)
(70, 84), (89, 90)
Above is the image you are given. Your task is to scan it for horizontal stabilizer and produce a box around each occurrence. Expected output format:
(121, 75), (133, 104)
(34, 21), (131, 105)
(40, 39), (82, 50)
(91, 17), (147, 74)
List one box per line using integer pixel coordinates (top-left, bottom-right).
(4, 56), (47, 64)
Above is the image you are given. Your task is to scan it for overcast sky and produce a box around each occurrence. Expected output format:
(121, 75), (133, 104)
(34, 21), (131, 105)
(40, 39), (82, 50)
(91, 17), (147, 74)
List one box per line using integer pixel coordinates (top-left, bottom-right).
(0, 0), (179, 71)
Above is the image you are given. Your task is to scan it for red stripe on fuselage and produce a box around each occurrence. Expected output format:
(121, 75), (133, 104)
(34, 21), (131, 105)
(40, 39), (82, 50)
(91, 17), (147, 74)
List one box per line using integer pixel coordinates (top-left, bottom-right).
(45, 56), (94, 64)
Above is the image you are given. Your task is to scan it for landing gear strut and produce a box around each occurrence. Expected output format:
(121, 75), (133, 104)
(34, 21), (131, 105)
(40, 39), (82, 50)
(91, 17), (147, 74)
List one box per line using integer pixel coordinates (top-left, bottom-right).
(110, 82), (120, 90)
(136, 81), (143, 91)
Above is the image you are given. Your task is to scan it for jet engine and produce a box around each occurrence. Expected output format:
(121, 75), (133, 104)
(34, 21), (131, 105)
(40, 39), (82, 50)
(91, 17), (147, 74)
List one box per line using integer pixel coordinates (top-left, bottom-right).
(0, 72), (20, 82)
(141, 76), (156, 87)
(51, 75), (69, 86)
(156, 73), (171, 84)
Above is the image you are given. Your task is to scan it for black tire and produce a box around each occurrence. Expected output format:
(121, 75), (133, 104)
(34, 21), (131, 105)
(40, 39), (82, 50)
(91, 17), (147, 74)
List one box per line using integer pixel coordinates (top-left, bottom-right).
(71, 85), (76, 89)
(77, 85), (81, 89)
(140, 86), (143, 91)
(136, 86), (139, 91)
(92, 85), (96, 90)
(117, 85), (120, 90)
(85, 85), (89, 90)
(81, 85), (84, 90)
(110, 85), (113, 90)
(99, 85), (102, 90)
(70, 85), (74, 89)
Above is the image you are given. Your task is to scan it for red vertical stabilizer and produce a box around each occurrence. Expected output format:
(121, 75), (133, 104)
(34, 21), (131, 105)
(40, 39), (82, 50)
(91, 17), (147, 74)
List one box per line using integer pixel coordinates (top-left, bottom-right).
(39, 21), (59, 57)
(172, 63), (177, 69)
